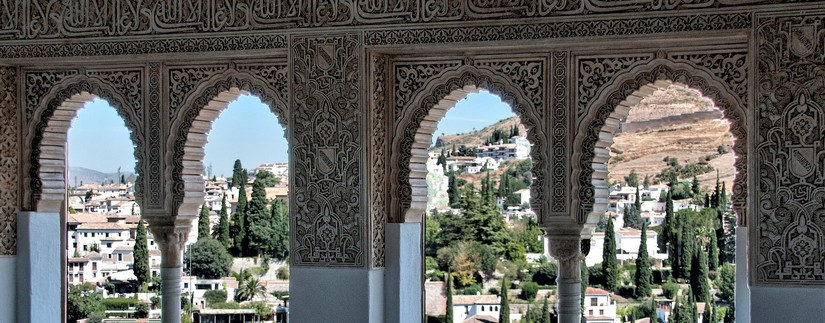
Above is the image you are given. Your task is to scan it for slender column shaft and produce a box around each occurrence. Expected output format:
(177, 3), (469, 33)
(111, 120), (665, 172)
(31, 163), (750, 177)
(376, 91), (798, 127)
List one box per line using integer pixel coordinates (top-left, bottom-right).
(547, 234), (583, 323)
(149, 223), (189, 323)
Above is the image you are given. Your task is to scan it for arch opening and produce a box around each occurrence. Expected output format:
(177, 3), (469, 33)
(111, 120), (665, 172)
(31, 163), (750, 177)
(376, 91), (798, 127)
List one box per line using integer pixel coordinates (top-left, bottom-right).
(582, 79), (741, 322)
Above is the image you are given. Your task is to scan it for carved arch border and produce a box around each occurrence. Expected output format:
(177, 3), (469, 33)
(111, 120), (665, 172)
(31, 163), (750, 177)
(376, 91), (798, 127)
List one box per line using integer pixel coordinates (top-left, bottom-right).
(573, 59), (748, 227)
(391, 65), (547, 224)
(167, 69), (289, 220)
(23, 74), (144, 212)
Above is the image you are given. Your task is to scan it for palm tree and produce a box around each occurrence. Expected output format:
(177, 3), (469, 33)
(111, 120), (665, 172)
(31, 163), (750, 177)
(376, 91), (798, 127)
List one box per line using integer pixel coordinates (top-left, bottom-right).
(237, 278), (266, 302)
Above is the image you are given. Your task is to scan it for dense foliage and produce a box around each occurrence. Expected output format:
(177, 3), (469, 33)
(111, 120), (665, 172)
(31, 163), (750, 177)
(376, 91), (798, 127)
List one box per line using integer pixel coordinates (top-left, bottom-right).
(133, 219), (149, 286)
(185, 238), (233, 279)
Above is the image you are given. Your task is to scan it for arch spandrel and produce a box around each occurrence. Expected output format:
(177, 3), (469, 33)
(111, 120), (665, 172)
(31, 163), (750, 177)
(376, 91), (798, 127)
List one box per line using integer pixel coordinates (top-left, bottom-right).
(166, 68), (289, 220)
(573, 58), (749, 233)
(390, 64), (548, 225)
(23, 74), (144, 212)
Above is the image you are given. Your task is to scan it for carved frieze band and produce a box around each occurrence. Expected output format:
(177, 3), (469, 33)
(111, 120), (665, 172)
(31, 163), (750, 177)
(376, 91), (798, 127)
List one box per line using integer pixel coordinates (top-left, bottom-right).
(168, 67), (289, 213)
(0, 66), (18, 255)
(575, 57), (748, 226)
(291, 34), (363, 267)
(755, 13), (825, 285)
(25, 72), (144, 210)
(370, 54), (388, 268)
(551, 51), (569, 214)
(393, 62), (547, 223)
(0, 1), (764, 42)
(144, 63), (163, 208)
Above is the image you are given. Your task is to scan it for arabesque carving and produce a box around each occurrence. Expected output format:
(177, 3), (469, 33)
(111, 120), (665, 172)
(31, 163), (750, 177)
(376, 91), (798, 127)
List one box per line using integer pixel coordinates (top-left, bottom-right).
(754, 13), (825, 285)
(0, 65), (17, 255)
(291, 34), (363, 266)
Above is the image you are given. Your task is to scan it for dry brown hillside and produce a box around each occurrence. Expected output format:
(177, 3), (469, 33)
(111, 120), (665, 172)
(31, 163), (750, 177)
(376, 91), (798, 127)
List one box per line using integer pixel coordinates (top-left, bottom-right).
(434, 116), (527, 149)
(608, 84), (736, 191)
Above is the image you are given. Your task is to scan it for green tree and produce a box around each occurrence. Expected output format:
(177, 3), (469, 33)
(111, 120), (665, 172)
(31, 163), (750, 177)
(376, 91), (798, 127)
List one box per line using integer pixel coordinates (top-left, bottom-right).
(643, 175), (651, 190)
(445, 270), (453, 323)
(232, 184), (248, 256)
(716, 263), (735, 303)
(678, 223), (695, 280)
(198, 203), (210, 241)
(236, 277), (266, 302)
(231, 159), (245, 188)
(67, 283), (105, 323)
(133, 219), (149, 286)
(213, 194), (231, 247)
(659, 190), (673, 254)
(625, 169), (639, 188)
(253, 170), (281, 187)
(520, 281), (539, 301)
(448, 172), (459, 208)
(634, 223), (652, 298)
(540, 296), (550, 323)
(437, 150), (448, 172)
(499, 277), (510, 323)
(270, 199), (289, 259)
(185, 238), (233, 279)
(691, 247), (711, 303)
(691, 176), (700, 197)
(246, 178), (274, 256)
(708, 233), (719, 271)
(134, 302), (150, 318)
(603, 217), (618, 291)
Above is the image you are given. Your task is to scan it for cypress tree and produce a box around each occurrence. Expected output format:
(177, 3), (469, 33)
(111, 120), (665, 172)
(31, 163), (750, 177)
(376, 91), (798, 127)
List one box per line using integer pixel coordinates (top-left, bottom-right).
(603, 218), (618, 291)
(716, 208), (726, 264)
(231, 159), (244, 188)
(133, 219), (149, 286)
(448, 172), (459, 208)
(540, 296), (550, 323)
(198, 203), (210, 241)
(678, 222), (694, 280)
(659, 190), (673, 255)
(271, 199), (289, 260)
(691, 176), (700, 197)
(704, 193), (710, 208)
(650, 300), (658, 323)
(635, 223), (652, 298)
(499, 277), (510, 323)
(445, 271), (453, 323)
(245, 178), (271, 257)
(233, 184), (248, 256)
(720, 181), (727, 208)
(691, 247), (711, 303)
(581, 259), (589, 311)
(708, 233), (719, 271)
(437, 150), (447, 172)
(214, 194), (230, 248)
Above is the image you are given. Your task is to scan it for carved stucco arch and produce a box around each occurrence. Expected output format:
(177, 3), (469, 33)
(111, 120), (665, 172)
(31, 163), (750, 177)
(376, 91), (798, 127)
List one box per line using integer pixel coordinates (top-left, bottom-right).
(573, 59), (748, 231)
(392, 65), (547, 223)
(167, 69), (288, 221)
(24, 74), (143, 212)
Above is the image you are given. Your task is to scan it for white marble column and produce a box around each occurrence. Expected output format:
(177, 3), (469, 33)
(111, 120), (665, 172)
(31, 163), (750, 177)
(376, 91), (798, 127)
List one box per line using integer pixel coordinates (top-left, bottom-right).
(16, 212), (61, 323)
(547, 234), (583, 323)
(151, 224), (189, 323)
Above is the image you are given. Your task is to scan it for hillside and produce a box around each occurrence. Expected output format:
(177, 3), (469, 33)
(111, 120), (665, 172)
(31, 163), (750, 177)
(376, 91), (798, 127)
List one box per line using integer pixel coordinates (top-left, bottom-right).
(608, 84), (735, 191)
(68, 166), (135, 187)
(434, 116), (527, 149)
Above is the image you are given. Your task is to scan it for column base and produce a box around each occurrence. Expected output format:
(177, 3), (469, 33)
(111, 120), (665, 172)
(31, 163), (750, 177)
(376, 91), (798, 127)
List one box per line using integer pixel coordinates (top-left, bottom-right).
(16, 212), (61, 323)
(290, 266), (384, 322)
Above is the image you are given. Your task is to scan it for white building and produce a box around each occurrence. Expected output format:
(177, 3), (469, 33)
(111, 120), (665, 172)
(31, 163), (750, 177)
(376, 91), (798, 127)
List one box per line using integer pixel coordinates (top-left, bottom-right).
(584, 224), (667, 267)
(475, 136), (531, 161)
(584, 287), (619, 323)
(451, 294), (501, 323)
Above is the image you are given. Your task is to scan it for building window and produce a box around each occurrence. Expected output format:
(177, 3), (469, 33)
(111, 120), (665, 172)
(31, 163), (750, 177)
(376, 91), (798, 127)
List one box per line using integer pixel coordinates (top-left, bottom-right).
(600, 310), (604, 316)
(84, 232), (88, 237)
(591, 298), (597, 306)
(589, 310), (593, 316)
(83, 245), (88, 251)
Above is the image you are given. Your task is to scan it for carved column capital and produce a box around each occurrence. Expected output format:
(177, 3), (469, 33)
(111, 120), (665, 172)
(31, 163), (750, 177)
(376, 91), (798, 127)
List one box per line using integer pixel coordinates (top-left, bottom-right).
(149, 224), (189, 268)
(547, 235), (583, 264)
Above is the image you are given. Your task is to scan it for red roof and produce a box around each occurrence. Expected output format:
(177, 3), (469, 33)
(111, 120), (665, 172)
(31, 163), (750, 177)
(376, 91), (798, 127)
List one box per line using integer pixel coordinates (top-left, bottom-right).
(585, 287), (611, 295)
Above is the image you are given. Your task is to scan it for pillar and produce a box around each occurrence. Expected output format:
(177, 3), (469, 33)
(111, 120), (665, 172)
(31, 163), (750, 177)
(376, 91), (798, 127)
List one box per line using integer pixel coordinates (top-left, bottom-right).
(151, 224), (188, 323)
(16, 211), (61, 323)
(547, 233), (583, 323)
(384, 222), (422, 323)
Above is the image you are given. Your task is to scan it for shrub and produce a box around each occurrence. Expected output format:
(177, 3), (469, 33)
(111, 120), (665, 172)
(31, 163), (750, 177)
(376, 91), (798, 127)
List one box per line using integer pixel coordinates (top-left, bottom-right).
(617, 285), (635, 298)
(102, 298), (138, 310)
(520, 282), (539, 301)
(530, 262), (558, 286)
(662, 282), (679, 299)
(459, 285), (483, 295)
(276, 266), (289, 280)
(204, 289), (228, 307)
(134, 302), (149, 318)
(652, 269), (671, 284)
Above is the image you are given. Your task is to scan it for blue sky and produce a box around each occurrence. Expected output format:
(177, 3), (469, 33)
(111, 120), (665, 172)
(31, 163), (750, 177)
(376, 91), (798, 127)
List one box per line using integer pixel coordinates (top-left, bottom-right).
(68, 91), (513, 176)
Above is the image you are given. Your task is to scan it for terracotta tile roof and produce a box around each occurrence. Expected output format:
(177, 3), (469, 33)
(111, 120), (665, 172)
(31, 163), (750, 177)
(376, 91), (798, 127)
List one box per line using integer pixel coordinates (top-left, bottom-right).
(463, 314), (498, 323)
(68, 257), (89, 263)
(76, 223), (129, 230)
(68, 213), (108, 224)
(452, 295), (500, 305)
(585, 287), (611, 296)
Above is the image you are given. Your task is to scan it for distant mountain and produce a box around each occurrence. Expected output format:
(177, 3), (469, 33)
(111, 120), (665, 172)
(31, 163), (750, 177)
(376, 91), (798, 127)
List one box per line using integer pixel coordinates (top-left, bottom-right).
(434, 116), (527, 149)
(68, 167), (135, 187)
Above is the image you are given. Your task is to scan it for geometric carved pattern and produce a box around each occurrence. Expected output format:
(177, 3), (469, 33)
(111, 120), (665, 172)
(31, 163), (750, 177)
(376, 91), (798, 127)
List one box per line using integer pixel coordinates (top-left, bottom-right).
(577, 55), (653, 123)
(169, 68), (289, 218)
(394, 61), (462, 121)
(145, 63), (164, 208)
(291, 34), (363, 266)
(370, 54), (388, 268)
(551, 51), (570, 214)
(393, 64), (546, 224)
(575, 59), (748, 227)
(755, 13), (825, 285)
(24, 70), (79, 123)
(0, 66), (17, 255)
